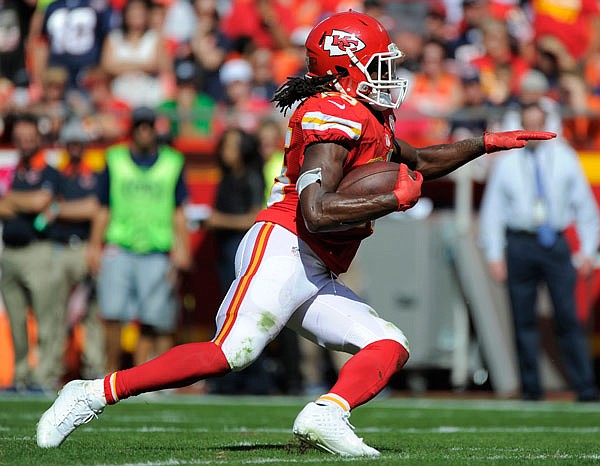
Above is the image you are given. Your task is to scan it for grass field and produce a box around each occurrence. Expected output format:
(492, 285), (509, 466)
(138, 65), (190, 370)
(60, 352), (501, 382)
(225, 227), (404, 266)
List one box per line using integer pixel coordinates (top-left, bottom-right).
(1, 392), (599, 465)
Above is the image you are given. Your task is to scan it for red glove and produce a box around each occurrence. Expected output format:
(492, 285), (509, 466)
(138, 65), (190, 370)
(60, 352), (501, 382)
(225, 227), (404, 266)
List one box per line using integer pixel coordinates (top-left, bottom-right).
(483, 130), (556, 153)
(393, 164), (423, 211)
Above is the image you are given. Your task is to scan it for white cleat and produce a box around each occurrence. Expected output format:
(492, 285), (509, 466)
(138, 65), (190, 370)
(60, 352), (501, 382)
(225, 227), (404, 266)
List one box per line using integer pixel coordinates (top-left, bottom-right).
(292, 402), (381, 457)
(36, 380), (106, 448)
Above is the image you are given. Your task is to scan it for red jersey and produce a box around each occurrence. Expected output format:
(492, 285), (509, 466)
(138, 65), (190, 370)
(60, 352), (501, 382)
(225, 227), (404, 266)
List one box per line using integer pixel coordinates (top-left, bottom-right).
(533, 0), (599, 61)
(256, 92), (396, 275)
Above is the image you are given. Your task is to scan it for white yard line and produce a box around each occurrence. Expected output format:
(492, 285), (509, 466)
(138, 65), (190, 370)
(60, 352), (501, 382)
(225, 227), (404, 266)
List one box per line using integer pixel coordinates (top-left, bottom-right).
(1, 394), (598, 413)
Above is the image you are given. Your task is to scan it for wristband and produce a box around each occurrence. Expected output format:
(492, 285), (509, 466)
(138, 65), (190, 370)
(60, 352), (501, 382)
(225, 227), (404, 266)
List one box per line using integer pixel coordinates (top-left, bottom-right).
(33, 213), (48, 232)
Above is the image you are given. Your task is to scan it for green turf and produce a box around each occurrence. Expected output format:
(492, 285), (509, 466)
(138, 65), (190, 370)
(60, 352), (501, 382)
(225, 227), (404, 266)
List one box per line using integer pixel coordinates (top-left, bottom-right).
(1, 393), (599, 465)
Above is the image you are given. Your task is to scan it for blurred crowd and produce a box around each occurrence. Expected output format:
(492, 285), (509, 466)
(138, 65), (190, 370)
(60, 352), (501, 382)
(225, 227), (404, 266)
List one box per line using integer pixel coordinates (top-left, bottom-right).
(2, 0), (600, 149)
(1, 0), (600, 396)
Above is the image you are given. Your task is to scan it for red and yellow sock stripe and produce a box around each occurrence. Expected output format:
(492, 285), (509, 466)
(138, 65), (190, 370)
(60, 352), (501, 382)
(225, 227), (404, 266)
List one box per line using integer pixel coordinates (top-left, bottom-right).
(214, 223), (274, 346)
(103, 372), (119, 405)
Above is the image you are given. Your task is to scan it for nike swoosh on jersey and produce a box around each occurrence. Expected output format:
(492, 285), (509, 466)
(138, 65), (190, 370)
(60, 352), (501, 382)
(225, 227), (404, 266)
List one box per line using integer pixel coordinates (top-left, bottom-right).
(327, 100), (346, 110)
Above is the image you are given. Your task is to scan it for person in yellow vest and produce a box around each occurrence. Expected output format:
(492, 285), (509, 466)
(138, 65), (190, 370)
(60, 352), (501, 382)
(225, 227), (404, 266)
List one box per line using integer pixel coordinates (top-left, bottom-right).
(86, 107), (191, 373)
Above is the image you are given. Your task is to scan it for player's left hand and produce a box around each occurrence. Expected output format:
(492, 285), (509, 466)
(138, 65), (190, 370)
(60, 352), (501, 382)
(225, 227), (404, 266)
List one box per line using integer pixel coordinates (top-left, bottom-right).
(393, 164), (423, 211)
(483, 130), (556, 153)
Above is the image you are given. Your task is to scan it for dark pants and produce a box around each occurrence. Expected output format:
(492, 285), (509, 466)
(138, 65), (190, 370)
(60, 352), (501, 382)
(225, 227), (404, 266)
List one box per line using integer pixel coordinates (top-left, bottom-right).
(505, 231), (597, 400)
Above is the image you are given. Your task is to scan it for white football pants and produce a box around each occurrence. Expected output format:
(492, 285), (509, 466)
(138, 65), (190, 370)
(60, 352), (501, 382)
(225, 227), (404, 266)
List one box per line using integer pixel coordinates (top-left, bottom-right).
(212, 221), (409, 371)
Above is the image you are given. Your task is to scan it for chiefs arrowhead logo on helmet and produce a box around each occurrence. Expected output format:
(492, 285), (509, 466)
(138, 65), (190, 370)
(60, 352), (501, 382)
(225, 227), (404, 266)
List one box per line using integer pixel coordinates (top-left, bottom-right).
(323, 30), (366, 57)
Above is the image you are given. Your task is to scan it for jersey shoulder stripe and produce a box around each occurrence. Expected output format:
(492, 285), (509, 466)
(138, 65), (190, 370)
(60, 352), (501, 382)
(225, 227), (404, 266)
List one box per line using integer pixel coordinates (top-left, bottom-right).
(301, 111), (362, 140)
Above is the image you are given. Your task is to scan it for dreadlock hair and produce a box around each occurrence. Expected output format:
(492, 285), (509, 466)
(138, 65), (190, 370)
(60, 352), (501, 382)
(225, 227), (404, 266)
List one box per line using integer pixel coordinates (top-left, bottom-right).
(271, 72), (345, 115)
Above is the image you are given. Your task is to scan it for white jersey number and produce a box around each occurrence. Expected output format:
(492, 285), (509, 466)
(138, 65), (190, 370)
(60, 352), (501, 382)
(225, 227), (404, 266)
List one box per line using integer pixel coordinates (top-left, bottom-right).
(46, 7), (97, 55)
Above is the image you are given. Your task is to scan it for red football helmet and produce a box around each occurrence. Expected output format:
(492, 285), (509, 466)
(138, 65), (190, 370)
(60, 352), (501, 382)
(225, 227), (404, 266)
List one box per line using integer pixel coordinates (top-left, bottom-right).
(305, 11), (408, 109)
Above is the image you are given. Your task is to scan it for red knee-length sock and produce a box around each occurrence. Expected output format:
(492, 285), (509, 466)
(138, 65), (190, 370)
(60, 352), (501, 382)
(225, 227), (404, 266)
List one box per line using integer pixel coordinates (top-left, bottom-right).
(103, 342), (230, 404)
(325, 339), (409, 410)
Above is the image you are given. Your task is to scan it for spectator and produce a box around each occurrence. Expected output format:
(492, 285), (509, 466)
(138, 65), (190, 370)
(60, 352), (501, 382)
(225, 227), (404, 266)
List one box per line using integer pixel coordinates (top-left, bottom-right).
(161, 0), (197, 48)
(449, 71), (491, 140)
(451, 0), (489, 63)
(0, 113), (62, 392)
(147, 0), (167, 35)
(393, 29), (425, 74)
(78, 67), (131, 143)
(361, 0), (395, 32)
(410, 40), (464, 117)
(469, 19), (530, 106)
(533, 36), (576, 101)
(558, 72), (589, 117)
(248, 47), (278, 102)
(100, 0), (173, 108)
(501, 69), (562, 136)
(479, 103), (599, 402)
(0, 0), (35, 86)
(161, 0), (196, 44)
(214, 58), (275, 134)
(531, 0), (600, 64)
(274, 26), (314, 86)
(51, 120), (106, 379)
(423, 3), (454, 56)
(189, 0), (231, 102)
(30, 0), (113, 91)
(156, 60), (216, 139)
(27, 66), (73, 142)
(220, 0), (296, 50)
(558, 71), (600, 150)
(396, 40), (463, 146)
(87, 106), (190, 372)
(493, 2), (534, 63)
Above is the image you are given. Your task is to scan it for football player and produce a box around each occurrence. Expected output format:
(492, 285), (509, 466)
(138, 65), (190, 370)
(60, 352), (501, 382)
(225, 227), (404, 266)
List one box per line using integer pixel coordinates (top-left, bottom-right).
(37, 11), (555, 456)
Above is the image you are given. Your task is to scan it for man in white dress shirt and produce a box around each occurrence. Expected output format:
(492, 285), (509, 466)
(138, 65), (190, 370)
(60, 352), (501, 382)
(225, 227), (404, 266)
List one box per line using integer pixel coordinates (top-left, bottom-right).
(479, 103), (599, 401)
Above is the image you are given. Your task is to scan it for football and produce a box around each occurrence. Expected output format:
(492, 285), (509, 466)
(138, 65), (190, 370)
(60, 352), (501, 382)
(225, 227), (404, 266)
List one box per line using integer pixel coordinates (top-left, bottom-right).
(336, 161), (414, 196)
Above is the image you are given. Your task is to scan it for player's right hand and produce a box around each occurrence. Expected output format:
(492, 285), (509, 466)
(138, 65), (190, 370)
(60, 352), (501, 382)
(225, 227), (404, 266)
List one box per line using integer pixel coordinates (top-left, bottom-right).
(393, 164), (423, 211)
